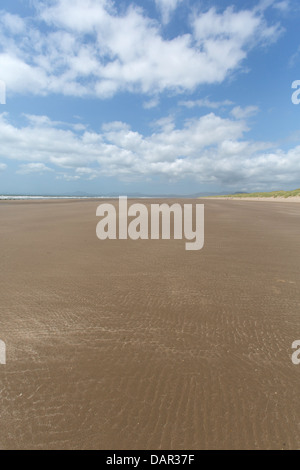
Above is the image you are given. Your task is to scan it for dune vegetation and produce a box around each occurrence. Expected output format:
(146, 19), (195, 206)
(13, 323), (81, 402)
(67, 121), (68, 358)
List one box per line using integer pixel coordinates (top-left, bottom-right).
(219, 188), (300, 198)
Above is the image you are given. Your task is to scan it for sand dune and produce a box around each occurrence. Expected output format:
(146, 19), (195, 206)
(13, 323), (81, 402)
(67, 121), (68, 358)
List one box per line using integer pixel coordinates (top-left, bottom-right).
(207, 196), (300, 202)
(0, 199), (299, 450)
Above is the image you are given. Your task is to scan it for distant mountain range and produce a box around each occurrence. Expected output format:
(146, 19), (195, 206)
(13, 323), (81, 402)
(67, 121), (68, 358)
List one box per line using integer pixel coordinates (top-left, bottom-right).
(1, 191), (236, 199)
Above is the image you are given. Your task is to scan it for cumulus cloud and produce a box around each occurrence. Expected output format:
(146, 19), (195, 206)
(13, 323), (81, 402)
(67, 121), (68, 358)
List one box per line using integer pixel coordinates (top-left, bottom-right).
(192, 7), (282, 76)
(289, 45), (300, 68)
(57, 173), (81, 181)
(143, 97), (160, 109)
(231, 106), (259, 119)
(17, 163), (54, 174)
(273, 1), (290, 11)
(154, 0), (183, 24)
(75, 167), (99, 180)
(180, 98), (234, 109)
(0, 112), (299, 189)
(23, 114), (88, 131)
(0, 12), (26, 34)
(0, 1), (283, 98)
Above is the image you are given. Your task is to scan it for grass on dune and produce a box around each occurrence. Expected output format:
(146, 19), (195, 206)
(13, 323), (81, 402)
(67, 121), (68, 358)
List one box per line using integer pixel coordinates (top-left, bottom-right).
(218, 188), (300, 198)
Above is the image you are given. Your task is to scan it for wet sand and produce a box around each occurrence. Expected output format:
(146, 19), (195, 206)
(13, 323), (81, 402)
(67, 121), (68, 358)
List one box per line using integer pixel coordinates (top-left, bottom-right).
(0, 199), (299, 450)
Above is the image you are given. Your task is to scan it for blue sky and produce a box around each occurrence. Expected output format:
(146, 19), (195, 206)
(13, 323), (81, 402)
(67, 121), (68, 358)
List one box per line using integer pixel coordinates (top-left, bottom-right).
(0, 0), (300, 195)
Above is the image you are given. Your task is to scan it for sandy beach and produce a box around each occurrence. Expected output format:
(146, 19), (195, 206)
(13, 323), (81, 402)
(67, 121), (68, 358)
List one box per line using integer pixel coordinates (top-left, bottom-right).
(0, 198), (299, 450)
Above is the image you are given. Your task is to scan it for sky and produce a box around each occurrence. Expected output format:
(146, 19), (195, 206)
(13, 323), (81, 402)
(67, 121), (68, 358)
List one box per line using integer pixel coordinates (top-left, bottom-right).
(0, 0), (300, 195)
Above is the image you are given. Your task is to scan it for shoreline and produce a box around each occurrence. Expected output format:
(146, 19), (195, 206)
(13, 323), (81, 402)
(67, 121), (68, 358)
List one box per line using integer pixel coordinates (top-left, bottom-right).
(1, 195), (300, 203)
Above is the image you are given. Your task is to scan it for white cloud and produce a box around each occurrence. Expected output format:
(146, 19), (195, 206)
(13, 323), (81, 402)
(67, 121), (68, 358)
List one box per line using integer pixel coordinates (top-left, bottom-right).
(1, 12), (26, 35)
(0, 53), (48, 96)
(0, 112), (300, 189)
(154, 0), (183, 24)
(57, 173), (81, 181)
(75, 167), (99, 180)
(289, 45), (300, 67)
(180, 98), (234, 109)
(0, 163), (7, 171)
(231, 106), (259, 119)
(143, 97), (160, 109)
(192, 7), (282, 77)
(273, 1), (290, 11)
(17, 163), (54, 174)
(0, 1), (283, 98)
(23, 114), (88, 131)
